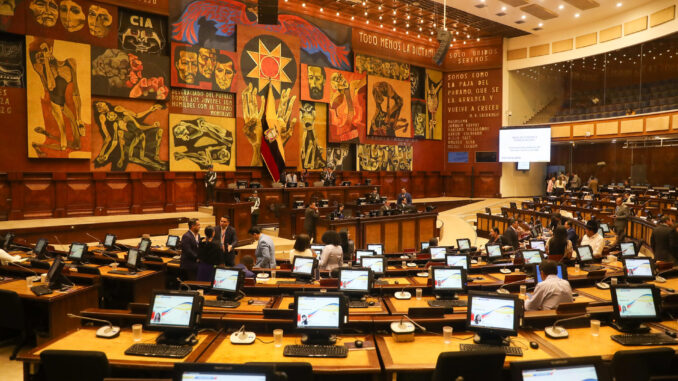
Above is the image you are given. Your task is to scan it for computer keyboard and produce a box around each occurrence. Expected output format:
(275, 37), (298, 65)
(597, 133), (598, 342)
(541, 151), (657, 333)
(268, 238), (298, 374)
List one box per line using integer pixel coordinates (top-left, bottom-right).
(108, 269), (137, 276)
(582, 265), (605, 272)
(349, 300), (369, 308)
(276, 280), (312, 285)
(611, 333), (678, 346)
(283, 344), (348, 358)
(459, 343), (523, 357)
(124, 343), (192, 358)
(204, 299), (241, 308)
(30, 285), (53, 296)
(427, 299), (467, 308)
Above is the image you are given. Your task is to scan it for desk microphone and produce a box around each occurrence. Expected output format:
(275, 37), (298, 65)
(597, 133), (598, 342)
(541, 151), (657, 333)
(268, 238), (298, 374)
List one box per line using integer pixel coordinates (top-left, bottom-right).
(176, 277), (193, 291)
(67, 313), (120, 339)
(496, 279), (527, 295)
(9, 261), (39, 278)
(390, 314), (426, 335)
(394, 286), (411, 300)
(229, 325), (256, 344)
(595, 275), (617, 290)
(85, 233), (102, 244)
(545, 313), (590, 339)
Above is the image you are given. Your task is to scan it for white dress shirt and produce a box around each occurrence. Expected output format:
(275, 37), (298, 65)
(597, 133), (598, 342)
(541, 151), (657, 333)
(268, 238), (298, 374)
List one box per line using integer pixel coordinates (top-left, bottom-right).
(581, 233), (605, 257)
(525, 275), (573, 311)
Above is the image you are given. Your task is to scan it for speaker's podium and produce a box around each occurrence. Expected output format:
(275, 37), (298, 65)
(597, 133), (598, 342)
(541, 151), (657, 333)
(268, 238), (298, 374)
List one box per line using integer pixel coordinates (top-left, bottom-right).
(213, 200), (254, 246)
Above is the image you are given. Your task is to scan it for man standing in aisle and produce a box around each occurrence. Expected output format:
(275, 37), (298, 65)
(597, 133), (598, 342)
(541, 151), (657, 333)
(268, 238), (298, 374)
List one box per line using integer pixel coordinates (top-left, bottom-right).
(304, 200), (320, 242)
(214, 216), (237, 266)
(250, 227), (276, 268)
(613, 197), (631, 247)
(180, 218), (201, 280)
(204, 164), (216, 205)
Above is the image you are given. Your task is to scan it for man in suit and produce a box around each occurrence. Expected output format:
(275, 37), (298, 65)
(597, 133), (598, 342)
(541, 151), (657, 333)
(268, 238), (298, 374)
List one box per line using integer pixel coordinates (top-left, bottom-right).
(397, 187), (412, 206)
(249, 226), (275, 268)
(651, 216), (676, 263)
(304, 200), (320, 241)
(214, 216), (237, 266)
(565, 220), (579, 247)
(613, 197), (632, 246)
(321, 166), (336, 186)
(180, 218), (201, 280)
(502, 219), (520, 250)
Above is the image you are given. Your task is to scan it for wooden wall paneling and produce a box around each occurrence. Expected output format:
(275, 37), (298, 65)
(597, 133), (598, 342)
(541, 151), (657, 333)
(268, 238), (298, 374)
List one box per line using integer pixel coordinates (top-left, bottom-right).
(383, 221), (400, 253)
(425, 172), (442, 198)
(474, 172), (500, 198)
(446, 172), (471, 196)
(401, 219), (416, 251)
(363, 222), (382, 250)
(325, 189), (345, 206)
(140, 173), (166, 213)
(64, 173), (95, 217)
(164, 172), (177, 213)
(418, 215), (435, 243)
(379, 172), (396, 199)
(10, 172), (26, 219)
(396, 172), (412, 198)
(0, 174), (9, 220)
(174, 174), (198, 211)
(104, 174), (133, 215)
(92, 172), (107, 216)
(53, 172), (67, 218)
(22, 174), (55, 219)
(411, 172), (426, 198)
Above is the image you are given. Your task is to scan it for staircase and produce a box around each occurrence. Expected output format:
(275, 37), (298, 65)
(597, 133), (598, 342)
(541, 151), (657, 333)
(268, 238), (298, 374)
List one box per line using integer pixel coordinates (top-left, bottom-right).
(167, 206), (215, 237)
(525, 96), (563, 125)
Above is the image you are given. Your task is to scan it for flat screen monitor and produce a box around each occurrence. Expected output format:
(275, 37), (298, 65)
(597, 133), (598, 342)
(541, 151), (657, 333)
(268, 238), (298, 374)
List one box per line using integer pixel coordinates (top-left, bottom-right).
(611, 285), (661, 327)
(445, 254), (470, 270)
(432, 267), (466, 296)
(516, 162), (530, 171)
(355, 249), (375, 263)
(212, 267), (244, 298)
(147, 291), (201, 331)
(622, 257), (654, 281)
(457, 239), (471, 251)
(338, 268), (372, 296)
(511, 357), (605, 381)
(294, 292), (346, 331)
(534, 263), (568, 283)
(529, 240), (545, 252)
(486, 244), (503, 260)
(420, 241), (430, 252)
(521, 249), (543, 265)
(600, 223), (610, 233)
(499, 127), (551, 162)
(620, 242), (636, 257)
(166, 235), (179, 249)
(360, 255), (384, 276)
(597, 228), (605, 237)
(33, 238), (48, 257)
(138, 238), (151, 255)
(366, 244), (384, 255)
(430, 246), (447, 260)
(2, 232), (14, 250)
(174, 363), (274, 381)
(291, 256), (317, 280)
(103, 234), (116, 249)
(575, 245), (594, 263)
(68, 242), (87, 263)
(467, 292), (520, 343)
(310, 244), (325, 257)
(126, 248), (140, 270)
(47, 256), (65, 289)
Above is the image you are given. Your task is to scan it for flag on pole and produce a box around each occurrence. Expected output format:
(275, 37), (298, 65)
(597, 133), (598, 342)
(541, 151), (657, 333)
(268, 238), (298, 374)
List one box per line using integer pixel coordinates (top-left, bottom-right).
(260, 86), (286, 182)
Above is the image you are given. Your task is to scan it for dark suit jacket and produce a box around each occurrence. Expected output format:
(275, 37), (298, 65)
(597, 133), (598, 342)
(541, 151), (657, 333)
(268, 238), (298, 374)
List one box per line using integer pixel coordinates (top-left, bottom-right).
(651, 224), (675, 263)
(304, 207), (319, 236)
(198, 240), (224, 266)
(502, 227), (519, 249)
(214, 225), (237, 266)
(567, 228), (579, 247)
(180, 231), (200, 272)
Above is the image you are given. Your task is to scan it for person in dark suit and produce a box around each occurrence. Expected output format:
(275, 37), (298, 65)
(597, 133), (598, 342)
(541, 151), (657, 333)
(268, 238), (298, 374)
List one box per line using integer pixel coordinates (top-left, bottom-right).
(565, 220), (579, 247)
(321, 166), (336, 186)
(613, 197), (632, 246)
(180, 218), (201, 280)
(214, 216), (237, 266)
(304, 200), (320, 241)
(502, 219), (520, 250)
(652, 216), (676, 263)
(397, 188), (412, 206)
(197, 226), (224, 282)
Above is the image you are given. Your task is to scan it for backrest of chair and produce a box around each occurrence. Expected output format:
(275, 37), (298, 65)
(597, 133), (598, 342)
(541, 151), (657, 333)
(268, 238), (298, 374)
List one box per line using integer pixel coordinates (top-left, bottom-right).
(612, 347), (675, 381)
(245, 362), (313, 381)
(40, 350), (110, 381)
(432, 349), (506, 381)
(0, 289), (24, 330)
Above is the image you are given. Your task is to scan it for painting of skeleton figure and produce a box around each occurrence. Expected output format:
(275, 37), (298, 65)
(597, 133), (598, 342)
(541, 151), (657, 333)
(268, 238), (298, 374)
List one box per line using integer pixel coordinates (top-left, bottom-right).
(327, 143), (354, 171)
(169, 113), (235, 171)
(299, 101), (326, 170)
(357, 144), (412, 171)
(425, 69), (442, 140)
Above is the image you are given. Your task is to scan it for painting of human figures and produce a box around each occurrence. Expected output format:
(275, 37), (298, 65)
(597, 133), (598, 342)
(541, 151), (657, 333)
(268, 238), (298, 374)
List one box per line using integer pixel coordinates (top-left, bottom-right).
(169, 113), (235, 172)
(367, 76), (412, 138)
(26, 36), (91, 159)
(425, 69), (443, 140)
(328, 69), (365, 143)
(91, 97), (168, 171)
(299, 101), (326, 170)
(357, 144), (412, 171)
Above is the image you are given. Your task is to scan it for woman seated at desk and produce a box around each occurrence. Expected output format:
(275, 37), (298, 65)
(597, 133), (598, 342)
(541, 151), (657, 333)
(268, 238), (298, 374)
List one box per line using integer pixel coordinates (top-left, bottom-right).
(546, 225), (573, 262)
(288, 234), (314, 262)
(319, 230), (343, 272)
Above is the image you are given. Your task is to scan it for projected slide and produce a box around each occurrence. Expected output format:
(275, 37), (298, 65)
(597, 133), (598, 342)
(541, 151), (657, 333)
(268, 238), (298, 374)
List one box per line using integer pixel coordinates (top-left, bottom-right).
(435, 269), (462, 289)
(297, 296), (340, 328)
(182, 373), (266, 381)
(362, 258), (383, 273)
(340, 271), (369, 291)
(499, 127), (551, 162)
(522, 365), (599, 381)
(469, 296), (515, 330)
(294, 258), (315, 274)
(616, 288), (656, 317)
(150, 295), (194, 326)
(523, 251), (543, 264)
(625, 260), (652, 277)
(446, 256), (468, 269)
(213, 269), (239, 291)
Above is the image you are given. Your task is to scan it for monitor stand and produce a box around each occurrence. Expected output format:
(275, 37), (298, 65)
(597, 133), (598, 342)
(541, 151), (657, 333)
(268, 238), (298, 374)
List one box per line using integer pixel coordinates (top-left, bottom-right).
(156, 331), (198, 346)
(473, 332), (510, 346)
(217, 292), (243, 302)
(436, 293), (459, 300)
(373, 277), (388, 285)
(301, 332), (337, 346)
(611, 320), (651, 334)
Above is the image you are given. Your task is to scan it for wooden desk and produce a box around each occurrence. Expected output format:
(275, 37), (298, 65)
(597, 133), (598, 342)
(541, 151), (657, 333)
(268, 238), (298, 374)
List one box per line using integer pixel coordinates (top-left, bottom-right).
(202, 295), (275, 315)
(98, 265), (166, 308)
(0, 279), (98, 338)
(384, 295), (467, 315)
(199, 333), (381, 374)
(273, 296), (389, 316)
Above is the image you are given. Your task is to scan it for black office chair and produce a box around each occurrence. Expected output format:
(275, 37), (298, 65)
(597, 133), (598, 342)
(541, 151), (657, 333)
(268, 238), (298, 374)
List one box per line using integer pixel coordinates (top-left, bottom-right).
(431, 349), (505, 381)
(611, 347), (675, 381)
(0, 289), (27, 359)
(246, 362), (313, 381)
(40, 350), (110, 381)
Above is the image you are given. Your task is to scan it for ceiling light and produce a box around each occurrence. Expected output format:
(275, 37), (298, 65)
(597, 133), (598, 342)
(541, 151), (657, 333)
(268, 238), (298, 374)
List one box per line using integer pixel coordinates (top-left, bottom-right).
(393, 10), (396, 15)
(301, 2), (306, 6)
(616, 2), (622, 6)
(364, 11), (367, 15)
(538, 22), (543, 27)
(378, 5), (382, 9)
(476, 37), (480, 41)
(379, 15), (382, 19)
(393, 19), (396, 24)
(351, 16), (354, 20)
(406, 23), (409, 27)
(521, 15), (526, 19)
(501, 6), (507, 11)
(366, 20), (369, 24)
(574, 13), (580, 18)
(558, 4), (564, 10)
(320, 7), (323, 12)
(336, 12), (339, 16)
(393, 27), (396, 31)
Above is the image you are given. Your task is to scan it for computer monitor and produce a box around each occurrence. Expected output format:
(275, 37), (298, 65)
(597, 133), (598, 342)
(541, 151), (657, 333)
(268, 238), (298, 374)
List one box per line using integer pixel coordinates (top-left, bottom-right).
(366, 244), (383, 255)
(355, 249), (375, 263)
(457, 239), (472, 252)
(533, 263), (568, 283)
(445, 254), (471, 270)
(310, 244), (325, 257)
(2, 232), (14, 250)
(138, 238), (151, 256)
(430, 246), (447, 261)
(294, 292), (347, 345)
(600, 223), (610, 233)
(485, 207), (492, 214)
(212, 267), (245, 301)
(146, 290), (202, 345)
(173, 363), (275, 381)
(103, 234), (116, 250)
(575, 245), (595, 264)
(338, 268), (372, 298)
(486, 244), (503, 261)
(291, 256), (318, 281)
(68, 242), (87, 264)
(610, 284), (661, 333)
(420, 241), (430, 252)
(521, 249), (544, 265)
(510, 356), (605, 381)
(619, 242), (636, 257)
(125, 248), (140, 272)
(622, 257), (655, 282)
(33, 238), (48, 259)
(529, 240), (546, 252)
(432, 266), (467, 300)
(510, 202), (517, 209)
(597, 227), (605, 237)
(46, 256), (66, 289)
(166, 235), (180, 250)
(360, 255), (384, 276)
(466, 291), (521, 345)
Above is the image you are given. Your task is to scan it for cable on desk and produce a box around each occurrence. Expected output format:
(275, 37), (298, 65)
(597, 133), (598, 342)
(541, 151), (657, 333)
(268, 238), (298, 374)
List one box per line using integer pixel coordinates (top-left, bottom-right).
(256, 337), (274, 344)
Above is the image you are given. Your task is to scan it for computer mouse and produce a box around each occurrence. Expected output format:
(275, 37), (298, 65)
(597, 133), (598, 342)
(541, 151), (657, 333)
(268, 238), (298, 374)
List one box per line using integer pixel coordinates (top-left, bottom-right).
(529, 341), (539, 350)
(368, 300), (375, 306)
(247, 299), (254, 305)
(354, 339), (364, 348)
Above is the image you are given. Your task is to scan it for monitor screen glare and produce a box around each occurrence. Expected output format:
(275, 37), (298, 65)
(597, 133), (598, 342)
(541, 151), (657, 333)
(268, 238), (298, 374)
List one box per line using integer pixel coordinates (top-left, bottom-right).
(69, 244), (85, 259)
(311, 244), (325, 256)
(446, 255), (468, 270)
(615, 287), (657, 318)
(139, 239), (150, 253)
(620, 242), (636, 257)
(457, 239), (471, 250)
(421, 242), (430, 251)
(127, 248), (139, 267)
(521, 365), (599, 381)
(430, 247), (447, 260)
(577, 246), (593, 262)
(149, 294), (194, 327)
(166, 236), (179, 248)
(180, 373), (266, 381)
(293, 257), (315, 275)
(624, 258), (653, 278)
(469, 295), (516, 331)
(522, 250), (543, 264)
(355, 250), (374, 262)
(296, 295), (340, 329)
(487, 245), (502, 258)
(433, 268), (463, 291)
(104, 234), (115, 247)
(339, 270), (369, 293)
(530, 240), (545, 251)
(367, 244), (383, 255)
(361, 256), (384, 274)
(212, 268), (239, 292)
